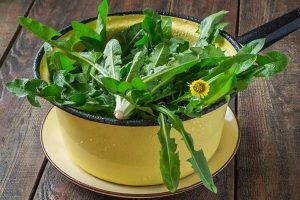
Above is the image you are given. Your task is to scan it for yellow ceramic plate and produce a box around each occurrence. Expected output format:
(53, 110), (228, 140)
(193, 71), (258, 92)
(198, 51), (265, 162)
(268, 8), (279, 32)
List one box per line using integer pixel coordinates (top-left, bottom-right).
(41, 106), (240, 198)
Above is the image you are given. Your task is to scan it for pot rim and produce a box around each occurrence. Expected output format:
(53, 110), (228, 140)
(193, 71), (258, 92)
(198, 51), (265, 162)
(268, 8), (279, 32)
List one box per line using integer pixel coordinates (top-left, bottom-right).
(32, 11), (241, 126)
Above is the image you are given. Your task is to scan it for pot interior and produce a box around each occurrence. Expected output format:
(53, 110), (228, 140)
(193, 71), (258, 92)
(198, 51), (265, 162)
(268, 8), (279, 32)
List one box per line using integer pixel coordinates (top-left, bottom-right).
(39, 14), (238, 82)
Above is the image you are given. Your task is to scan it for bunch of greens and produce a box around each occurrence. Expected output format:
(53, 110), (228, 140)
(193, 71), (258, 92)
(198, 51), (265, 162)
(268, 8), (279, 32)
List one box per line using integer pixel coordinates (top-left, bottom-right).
(6, 0), (289, 193)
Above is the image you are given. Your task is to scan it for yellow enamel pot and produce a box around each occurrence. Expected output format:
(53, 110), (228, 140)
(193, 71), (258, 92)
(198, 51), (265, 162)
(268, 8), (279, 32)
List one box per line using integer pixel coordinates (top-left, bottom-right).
(34, 12), (239, 186)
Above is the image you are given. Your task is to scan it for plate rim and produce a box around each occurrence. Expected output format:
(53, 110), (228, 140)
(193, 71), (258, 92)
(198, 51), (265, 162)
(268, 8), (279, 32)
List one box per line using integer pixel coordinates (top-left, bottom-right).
(40, 106), (240, 198)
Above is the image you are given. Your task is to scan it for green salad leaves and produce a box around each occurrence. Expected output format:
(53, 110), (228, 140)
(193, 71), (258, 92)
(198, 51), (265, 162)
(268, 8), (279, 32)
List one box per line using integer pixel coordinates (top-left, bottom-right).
(6, 0), (289, 193)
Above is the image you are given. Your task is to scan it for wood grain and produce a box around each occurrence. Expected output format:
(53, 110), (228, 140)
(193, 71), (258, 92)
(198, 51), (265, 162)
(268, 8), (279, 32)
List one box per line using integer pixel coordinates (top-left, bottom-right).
(0, 0), (35, 62)
(33, 0), (239, 200)
(237, 0), (300, 199)
(0, 0), (105, 199)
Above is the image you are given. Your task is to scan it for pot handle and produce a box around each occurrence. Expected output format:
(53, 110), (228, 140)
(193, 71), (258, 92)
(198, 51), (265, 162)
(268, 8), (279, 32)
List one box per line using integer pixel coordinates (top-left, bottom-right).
(236, 8), (300, 49)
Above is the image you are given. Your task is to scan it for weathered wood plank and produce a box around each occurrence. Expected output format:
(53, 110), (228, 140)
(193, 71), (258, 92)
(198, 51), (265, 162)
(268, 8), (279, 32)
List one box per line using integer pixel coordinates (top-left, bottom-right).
(33, 0), (239, 200)
(237, 0), (300, 199)
(0, 0), (110, 199)
(0, 0), (35, 62)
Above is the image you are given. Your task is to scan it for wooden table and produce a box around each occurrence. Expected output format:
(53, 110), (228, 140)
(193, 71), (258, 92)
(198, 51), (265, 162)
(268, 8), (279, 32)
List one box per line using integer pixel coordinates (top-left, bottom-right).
(0, 0), (299, 199)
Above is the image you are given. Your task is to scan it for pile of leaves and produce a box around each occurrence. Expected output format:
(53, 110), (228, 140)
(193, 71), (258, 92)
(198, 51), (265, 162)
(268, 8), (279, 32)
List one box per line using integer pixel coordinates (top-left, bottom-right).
(6, 0), (289, 193)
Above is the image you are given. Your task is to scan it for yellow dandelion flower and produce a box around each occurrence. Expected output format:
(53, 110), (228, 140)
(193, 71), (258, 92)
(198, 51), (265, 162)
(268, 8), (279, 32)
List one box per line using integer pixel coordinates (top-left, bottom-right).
(189, 79), (210, 98)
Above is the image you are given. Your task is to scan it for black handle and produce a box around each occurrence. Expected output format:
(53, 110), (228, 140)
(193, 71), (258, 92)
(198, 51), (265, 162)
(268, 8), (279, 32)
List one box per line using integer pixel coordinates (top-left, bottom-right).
(237, 8), (300, 49)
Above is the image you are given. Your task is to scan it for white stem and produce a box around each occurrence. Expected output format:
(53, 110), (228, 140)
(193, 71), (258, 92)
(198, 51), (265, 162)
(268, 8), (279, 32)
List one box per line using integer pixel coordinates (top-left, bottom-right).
(114, 98), (135, 120)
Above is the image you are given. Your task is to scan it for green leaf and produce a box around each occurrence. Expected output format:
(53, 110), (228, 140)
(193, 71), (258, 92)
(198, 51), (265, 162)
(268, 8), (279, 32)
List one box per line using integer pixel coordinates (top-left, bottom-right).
(18, 17), (61, 42)
(204, 54), (256, 80)
(195, 10), (228, 47)
(96, 0), (108, 41)
(169, 38), (189, 54)
(157, 113), (180, 192)
(255, 51), (289, 77)
(71, 21), (104, 51)
(27, 95), (41, 107)
(67, 92), (87, 106)
(161, 16), (172, 39)
(125, 51), (146, 82)
(53, 52), (76, 72)
(188, 149), (217, 192)
(201, 65), (237, 107)
(101, 77), (132, 94)
(142, 43), (169, 75)
(53, 71), (74, 89)
(191, 44), (225, 58)
(135, 34), (149, 47)
(154, 105), (217, 193)
(103, 39), (122, 80)
(6, 79), (29, 97)
(239, 38), (265, 54)
(141, 8), (162, 47)
(131, 77), (147, 90)
(40, 84), (63, 97)
(71, 21), (101, 40)
(24, 79), (47, 94)
(55, 35), (81, 51)
(184, 98), (203, 117)
(120, 23), (144, 55)
(145, 52), (198, 91)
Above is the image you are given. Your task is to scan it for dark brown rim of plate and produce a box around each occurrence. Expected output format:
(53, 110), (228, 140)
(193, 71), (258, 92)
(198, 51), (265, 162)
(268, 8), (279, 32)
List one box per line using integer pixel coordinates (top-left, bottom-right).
(33, 10), (241, 127)
(40, 106), (241, 199)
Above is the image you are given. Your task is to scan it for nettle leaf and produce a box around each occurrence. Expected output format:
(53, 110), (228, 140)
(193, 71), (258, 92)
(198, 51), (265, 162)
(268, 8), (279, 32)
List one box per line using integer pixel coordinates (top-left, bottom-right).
(157, 113), (180, 192)
(239, 38), (265, 54)
(18, 17), (61, 42)
(154, 105), (217, 193)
